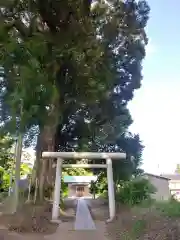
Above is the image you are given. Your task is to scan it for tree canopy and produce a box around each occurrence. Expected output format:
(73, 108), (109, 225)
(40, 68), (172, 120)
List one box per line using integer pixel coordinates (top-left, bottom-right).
(0, 0), (150, 199)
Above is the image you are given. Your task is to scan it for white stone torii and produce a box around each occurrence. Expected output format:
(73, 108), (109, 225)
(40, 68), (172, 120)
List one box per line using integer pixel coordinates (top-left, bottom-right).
(42, 152), (126, 222)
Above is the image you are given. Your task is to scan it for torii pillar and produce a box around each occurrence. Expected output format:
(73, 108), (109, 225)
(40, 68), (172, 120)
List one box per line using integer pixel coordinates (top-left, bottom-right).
(42, 152), (126, 222)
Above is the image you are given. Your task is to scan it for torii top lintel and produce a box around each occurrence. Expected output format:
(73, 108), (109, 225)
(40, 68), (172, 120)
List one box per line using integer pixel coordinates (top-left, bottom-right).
(42, 151), (126, 160)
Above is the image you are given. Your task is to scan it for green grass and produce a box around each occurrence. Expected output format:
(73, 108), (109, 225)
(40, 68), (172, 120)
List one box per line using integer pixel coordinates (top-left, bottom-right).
(117, 198), (180, 240)
(121, 219), (147, 240)
(133, 198), (180, 218)
(155, 199), (180, 217)
(0, 191), (8, 202)
(131, 219), (147, 238)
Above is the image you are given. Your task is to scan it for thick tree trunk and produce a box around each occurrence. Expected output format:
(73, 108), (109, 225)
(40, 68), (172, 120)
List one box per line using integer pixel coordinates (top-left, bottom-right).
(33, 94), (60, 202)
(38, 125), (56, 201)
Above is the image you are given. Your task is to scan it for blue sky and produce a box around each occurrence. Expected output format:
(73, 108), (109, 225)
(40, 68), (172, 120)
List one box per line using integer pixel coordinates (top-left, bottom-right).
(128, 0), (180, 174)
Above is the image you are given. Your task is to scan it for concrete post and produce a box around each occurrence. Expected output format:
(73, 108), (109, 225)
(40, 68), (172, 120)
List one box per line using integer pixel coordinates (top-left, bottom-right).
(52, 158), (62, 220)
(106, 158), (115, 220)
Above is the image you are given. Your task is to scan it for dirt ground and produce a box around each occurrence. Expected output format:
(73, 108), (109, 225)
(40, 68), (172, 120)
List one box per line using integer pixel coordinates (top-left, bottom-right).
(0, 202), (58, 235)
(0, 200), (109, 240)
(1, 200), (180, 239)
(107, 207), (180, 240)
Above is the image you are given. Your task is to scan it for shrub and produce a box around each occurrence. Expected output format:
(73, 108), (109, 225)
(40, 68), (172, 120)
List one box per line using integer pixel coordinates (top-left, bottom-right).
(115, 178), (156, 206)
(1, 170), (10, 192)
(155, 198), (180, 217)
(98, 190), (108, 199)
(131, 219), (147, 238)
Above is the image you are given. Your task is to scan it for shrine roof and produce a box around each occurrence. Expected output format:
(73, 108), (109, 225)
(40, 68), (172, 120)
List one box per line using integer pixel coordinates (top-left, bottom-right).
(64, 175), (97, 183)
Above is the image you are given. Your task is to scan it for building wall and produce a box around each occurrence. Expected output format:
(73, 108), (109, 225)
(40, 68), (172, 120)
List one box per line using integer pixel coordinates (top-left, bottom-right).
(67, 184), (92, 198)
(144, 174), (171, 201)
(169, 180), (180, 190)
(170, 190), (180, 200)
(168, 180), (180, 200)
(68, 184), (75, 197)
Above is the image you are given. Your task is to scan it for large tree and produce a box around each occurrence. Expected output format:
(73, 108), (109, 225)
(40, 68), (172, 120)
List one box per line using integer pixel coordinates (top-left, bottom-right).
(0, 0), (112, 199)
(54, 0), (149, 181)
(0, 0), (150, 200)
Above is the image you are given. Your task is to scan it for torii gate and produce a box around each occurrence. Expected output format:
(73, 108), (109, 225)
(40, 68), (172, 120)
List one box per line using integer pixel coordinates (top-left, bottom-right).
(42, 152), (126, 222)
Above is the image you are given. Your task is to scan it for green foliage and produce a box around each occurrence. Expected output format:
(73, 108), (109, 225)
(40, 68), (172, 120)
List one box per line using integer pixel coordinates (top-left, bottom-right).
(115, 178), (156, 206)
(0, 167), (5, 190)
(0, 162), (32, 192)
(89, 181), (97, 198)
(155, 199), (180, 217)
(98, 190), (108, 199)
(2, 170), (10, 191)
(61, 168), (91, 197)
(131, 219), (147, 238)
(20, 163), (32, 176)
(54, 0), (149, 185)
(0, 0), (111, 136)
(0, 135), (14, 191)
(0, 135), (32, 191)
(0, 135), (15, 170)
(0, 0), (150, 192)
(89, 171), (108, 196)
(120, 219), (147, 240)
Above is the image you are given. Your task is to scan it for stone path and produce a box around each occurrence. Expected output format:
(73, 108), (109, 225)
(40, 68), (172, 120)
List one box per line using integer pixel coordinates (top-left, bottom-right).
(44, 198), (109, 239)
(74, 198), (96, 230)
(45, 221), (109, 240)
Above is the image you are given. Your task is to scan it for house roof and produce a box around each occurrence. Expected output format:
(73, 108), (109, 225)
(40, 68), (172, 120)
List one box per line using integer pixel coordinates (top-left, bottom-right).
(144, 173), (170, 180)
(161, 174), (180, 181)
